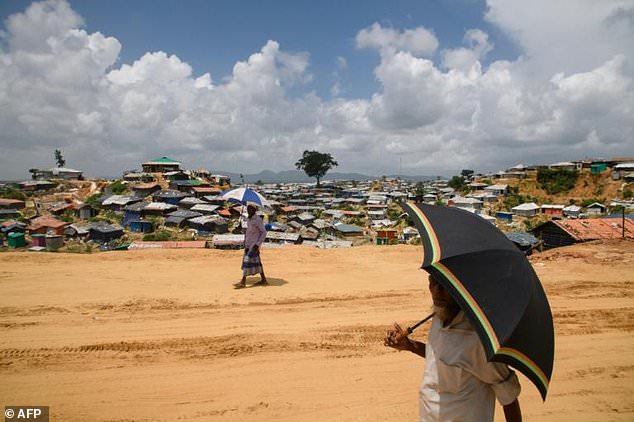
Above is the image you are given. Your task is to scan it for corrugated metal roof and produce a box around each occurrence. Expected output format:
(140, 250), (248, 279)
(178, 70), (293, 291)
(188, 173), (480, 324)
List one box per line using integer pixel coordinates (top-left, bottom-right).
(166, 210), (203, 219)
(0, 198), (26, 208)
(191, 187), (220, 193)
(144, 202), (177, 211)
(102, 195), (140, 206)
(143, 157), (181, 164)
(266, 232), (301, 241)
(129, 241), (206, 249)
(334, 223), (364, 233)
(190, 204), (220, 213)
(212, 234), (245, 246)
(153, 190), (189, 198)
(506, 232), (539, 247)
(27, 216), (68, 230)
(512, 202), (540, 211)
(134, 183), (160, 189)
(188, 215), (227, 225)
(552, 218), (633, 241)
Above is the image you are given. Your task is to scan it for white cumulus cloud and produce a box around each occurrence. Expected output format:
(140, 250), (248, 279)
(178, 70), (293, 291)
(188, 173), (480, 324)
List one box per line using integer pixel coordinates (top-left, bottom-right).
(356, 22), (439, 56)
(0, 0), (632, 180)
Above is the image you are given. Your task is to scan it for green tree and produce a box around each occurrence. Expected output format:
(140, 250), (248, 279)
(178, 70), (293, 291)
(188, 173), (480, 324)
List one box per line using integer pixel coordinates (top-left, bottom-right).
(460, 169), (474, 179)
(448, 175), (465, 190)
(295, 150), (338, 187)
(414, 182), (425, 198)
(54, 149), (66, 167)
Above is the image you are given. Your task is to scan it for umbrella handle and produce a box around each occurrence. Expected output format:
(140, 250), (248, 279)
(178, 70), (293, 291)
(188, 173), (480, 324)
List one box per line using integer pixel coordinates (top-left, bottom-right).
(406, 313), (435, 334)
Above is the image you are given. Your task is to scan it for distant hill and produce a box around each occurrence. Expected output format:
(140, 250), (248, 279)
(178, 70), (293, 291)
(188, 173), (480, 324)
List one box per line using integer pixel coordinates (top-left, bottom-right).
(214, 170), (440, 184)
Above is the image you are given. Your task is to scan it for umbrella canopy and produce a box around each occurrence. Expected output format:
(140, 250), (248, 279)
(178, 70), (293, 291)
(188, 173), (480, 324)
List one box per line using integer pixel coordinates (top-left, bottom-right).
(401, 201), (554, 400)
(219, 187), (270, 208)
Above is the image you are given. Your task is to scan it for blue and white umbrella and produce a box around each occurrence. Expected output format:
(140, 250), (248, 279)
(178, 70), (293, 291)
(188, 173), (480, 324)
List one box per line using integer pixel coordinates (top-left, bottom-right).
(219, 187), (270, 208)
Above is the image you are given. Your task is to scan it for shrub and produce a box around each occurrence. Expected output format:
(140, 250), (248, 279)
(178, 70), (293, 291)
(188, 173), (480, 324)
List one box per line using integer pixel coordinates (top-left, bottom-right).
(504, 192), (527, 210)
(108, 180), (128, 195)
(85, 193), (104, 206)
(60, 209), (75, 223)
(581, 198), (605, 207)
(387, 207), (403, 221)
(536, 168), (578, 195)
(143, 230), (174, 241)
(0, 187), (26, 201)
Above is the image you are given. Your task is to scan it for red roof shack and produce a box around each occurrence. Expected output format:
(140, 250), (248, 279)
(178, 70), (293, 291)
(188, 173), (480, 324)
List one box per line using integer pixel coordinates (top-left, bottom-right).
(27, 216), (68, 235)
(530, 217), (633, 248)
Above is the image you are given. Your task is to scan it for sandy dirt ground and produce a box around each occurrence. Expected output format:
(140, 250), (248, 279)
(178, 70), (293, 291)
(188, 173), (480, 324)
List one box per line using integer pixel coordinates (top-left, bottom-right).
(1, 240), (633, 421)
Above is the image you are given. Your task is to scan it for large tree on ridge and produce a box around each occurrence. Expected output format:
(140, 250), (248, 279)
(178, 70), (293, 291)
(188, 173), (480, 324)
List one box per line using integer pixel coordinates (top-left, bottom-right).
(295, 150), (338, 187)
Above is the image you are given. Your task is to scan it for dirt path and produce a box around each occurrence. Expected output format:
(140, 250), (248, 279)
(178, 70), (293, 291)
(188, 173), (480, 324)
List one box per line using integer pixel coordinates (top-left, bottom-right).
(1, 241), (633, 421)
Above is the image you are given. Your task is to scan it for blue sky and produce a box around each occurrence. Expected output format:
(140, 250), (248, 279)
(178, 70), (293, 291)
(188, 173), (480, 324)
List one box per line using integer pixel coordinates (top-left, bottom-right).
(0, 0), (632, 178)
(1, 0), (520, 99)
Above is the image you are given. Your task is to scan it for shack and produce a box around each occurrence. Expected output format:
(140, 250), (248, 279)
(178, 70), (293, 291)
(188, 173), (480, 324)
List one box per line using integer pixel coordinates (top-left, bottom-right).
(165, 210), (203, 228)
(265, 231), (302, 245)
(142, 157), (181, 173)
(0, 198), (26, 209)
(211, 234), (244, 249)
(100, 195), (142, 211)
(123, 202), (148, 226)
(75, 204), (98, 220)
(530, 218), (633, 248)
(142, 202), (177, 217)
(506, 232), (540, 255)
(0, 209), (21, 220)
(187, 216), (229, 234)
(152, 190), (190, 205)
(190, 204), (220, 215)
(512, 202), (540, 217)
(376, 228), (398, 245)
(132, 183), (161, 198)
(178, 197), (206, 209)
(1, 220), (26, 235)
(333, 223), (364, 238)
(27, 216), (68, 235)
(128, 220), (155, 233)
(89, 223), (124, 243)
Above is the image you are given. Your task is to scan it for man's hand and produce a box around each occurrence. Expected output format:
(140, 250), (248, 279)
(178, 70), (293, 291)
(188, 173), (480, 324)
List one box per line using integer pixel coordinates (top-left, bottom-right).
(384, 323), (412, 351)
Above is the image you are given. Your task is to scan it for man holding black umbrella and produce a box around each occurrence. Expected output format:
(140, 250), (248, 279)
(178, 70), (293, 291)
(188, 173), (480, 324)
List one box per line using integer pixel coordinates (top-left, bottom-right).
(385, 274), (523, 422)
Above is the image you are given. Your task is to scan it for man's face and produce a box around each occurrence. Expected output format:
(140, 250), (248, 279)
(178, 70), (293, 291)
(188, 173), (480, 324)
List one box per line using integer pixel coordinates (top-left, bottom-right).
(428, 276), (456, 308)
(247, 205), (256, 217)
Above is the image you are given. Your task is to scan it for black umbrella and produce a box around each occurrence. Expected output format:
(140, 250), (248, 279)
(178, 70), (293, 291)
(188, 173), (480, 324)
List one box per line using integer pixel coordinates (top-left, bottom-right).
(401, 201), (554, 400)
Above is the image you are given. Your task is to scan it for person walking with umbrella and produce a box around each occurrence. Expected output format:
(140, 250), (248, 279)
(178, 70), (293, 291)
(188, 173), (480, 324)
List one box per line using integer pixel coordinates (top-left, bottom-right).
(219, 187), (270, 289)
(385, 273), (523, 422)
(383, 201), (555, 421)
(234, 204), (267, 288)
